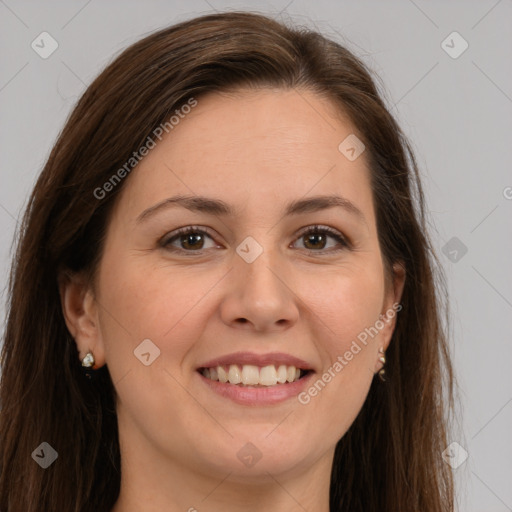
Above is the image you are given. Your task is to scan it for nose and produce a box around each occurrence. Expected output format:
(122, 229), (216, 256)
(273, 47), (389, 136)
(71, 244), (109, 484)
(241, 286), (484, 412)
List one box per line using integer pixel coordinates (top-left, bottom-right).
(219, 247), (300, 333)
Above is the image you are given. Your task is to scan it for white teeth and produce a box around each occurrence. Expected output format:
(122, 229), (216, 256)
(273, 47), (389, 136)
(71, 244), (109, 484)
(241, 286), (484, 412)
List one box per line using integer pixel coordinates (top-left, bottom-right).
(217, 366), (228, 383)
(241, 365), (260, 385)
(202, 363), (306, 386)
(276, 365), (288, 383)
(260, 365), (278, 386)
(228, 365), (242, 384)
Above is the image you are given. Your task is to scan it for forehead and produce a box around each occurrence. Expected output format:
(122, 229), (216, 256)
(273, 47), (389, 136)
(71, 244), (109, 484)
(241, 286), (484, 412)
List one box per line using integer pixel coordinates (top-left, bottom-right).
(115, 87), (374, 222)
(168, 87), (362, 166)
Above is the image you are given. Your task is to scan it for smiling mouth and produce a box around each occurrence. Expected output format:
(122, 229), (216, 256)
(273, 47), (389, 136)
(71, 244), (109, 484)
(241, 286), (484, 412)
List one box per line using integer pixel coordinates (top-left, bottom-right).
(198, 364), (312, 387)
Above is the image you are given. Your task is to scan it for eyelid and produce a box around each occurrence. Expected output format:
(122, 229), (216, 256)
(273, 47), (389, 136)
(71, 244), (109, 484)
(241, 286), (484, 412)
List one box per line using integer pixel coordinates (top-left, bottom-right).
(160, 224), (351, 254)
(295, 224), (349, 243)
(159, 225), (221, 248)
(293, 224), (351, 251)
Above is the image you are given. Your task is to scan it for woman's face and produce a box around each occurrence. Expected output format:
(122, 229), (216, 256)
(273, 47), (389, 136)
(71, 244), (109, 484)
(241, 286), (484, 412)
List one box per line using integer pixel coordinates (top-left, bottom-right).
(66, 88), (404, 483)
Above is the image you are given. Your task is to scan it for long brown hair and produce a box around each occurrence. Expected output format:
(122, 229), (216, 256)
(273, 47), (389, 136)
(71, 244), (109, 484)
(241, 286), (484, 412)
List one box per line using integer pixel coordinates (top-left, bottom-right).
(0, 11), (455, 511)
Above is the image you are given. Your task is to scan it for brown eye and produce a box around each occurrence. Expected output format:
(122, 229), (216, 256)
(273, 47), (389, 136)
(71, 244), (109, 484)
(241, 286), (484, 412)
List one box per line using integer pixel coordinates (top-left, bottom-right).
(180, 232), (205, 250)
(303, 232), (328, 250)
(293, 226), (349, 253)
(162, 227), (217, 253)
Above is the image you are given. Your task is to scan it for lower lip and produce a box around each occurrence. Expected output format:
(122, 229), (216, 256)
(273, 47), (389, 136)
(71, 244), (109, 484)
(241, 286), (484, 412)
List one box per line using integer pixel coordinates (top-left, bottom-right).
(197, 371), (315, 405)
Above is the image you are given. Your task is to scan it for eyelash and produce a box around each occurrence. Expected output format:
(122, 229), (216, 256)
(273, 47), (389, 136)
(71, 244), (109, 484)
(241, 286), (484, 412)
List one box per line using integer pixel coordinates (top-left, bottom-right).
(160, 225), (350, 255)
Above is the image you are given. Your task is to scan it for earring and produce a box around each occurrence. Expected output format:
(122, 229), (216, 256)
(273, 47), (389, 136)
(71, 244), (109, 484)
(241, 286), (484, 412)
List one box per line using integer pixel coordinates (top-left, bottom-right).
(81, 351), (95, 368)
(378, 347), (386, 382)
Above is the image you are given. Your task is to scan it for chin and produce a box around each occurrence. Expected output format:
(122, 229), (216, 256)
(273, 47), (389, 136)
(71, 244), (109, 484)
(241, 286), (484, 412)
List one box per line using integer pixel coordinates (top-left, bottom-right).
(189, 428), (315, 479)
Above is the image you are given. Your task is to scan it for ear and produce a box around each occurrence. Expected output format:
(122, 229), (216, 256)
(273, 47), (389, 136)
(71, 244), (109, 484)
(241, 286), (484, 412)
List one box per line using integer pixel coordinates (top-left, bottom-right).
(379, 261), (406, 352)
(57, 269), (106, 368)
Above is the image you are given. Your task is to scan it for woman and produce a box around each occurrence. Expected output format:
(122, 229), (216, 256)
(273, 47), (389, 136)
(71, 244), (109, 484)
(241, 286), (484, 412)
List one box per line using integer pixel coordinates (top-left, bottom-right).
(0, 11), (455, 512)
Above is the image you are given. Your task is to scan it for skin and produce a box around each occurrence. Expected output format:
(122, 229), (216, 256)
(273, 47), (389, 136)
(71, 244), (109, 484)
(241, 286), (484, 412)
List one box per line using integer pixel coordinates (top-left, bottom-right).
(60, 87), (405, 511)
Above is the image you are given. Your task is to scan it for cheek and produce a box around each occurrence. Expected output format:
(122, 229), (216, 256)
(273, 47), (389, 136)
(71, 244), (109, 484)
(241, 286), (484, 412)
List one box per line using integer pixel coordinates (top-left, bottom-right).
(296, 262), (385, 431)
(96, 255), (226, 371)
(95, 257), (219, 449)
(98, 246), (386, 370)
(94, 242), (387, 467)
(304, 262), (386, 348)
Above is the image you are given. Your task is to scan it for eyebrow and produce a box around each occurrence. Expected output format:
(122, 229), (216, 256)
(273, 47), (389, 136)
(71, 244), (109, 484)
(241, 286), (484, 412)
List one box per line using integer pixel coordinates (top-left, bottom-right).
(136, 194), (366, 224)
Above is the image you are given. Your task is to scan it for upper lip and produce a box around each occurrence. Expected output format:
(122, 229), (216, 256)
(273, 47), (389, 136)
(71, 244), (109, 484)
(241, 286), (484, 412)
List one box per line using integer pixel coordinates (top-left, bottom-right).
(197, 351), (314, 371)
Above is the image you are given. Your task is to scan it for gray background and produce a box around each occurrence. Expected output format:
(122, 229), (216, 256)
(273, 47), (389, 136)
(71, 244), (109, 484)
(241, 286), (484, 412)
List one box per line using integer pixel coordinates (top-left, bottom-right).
(1, 1), (511, 510)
